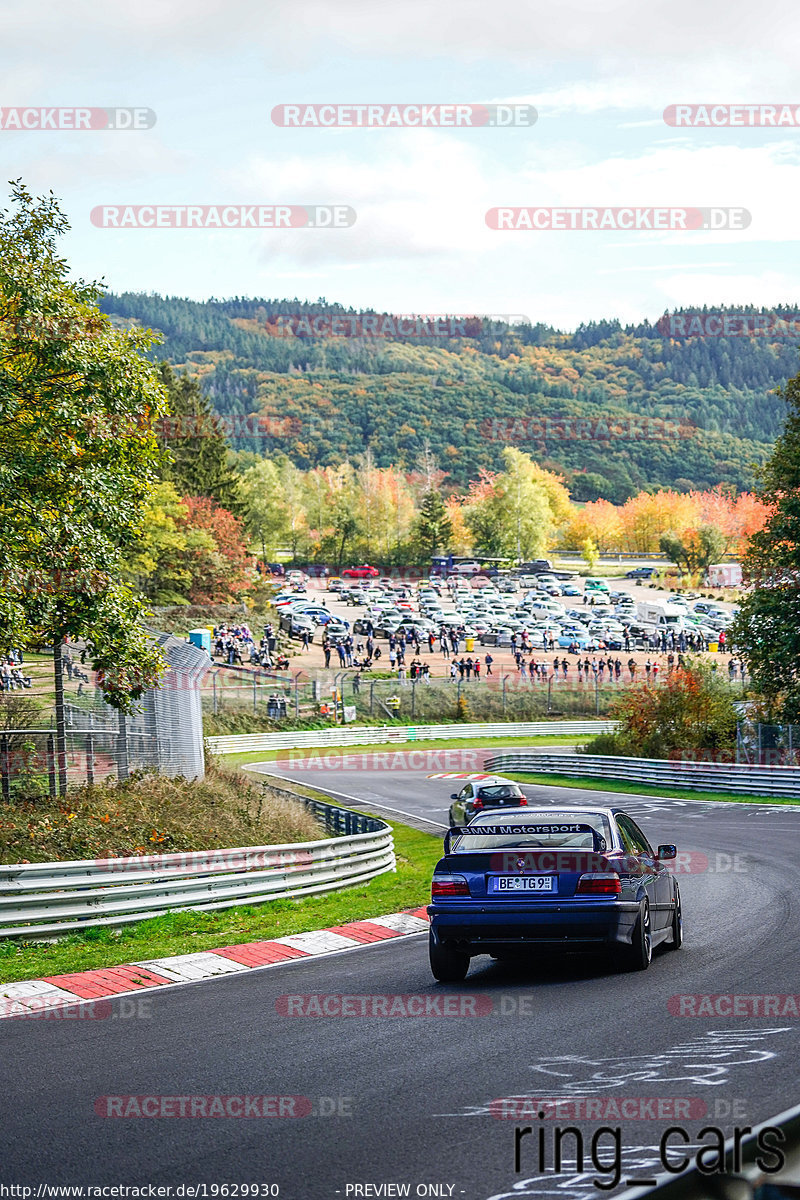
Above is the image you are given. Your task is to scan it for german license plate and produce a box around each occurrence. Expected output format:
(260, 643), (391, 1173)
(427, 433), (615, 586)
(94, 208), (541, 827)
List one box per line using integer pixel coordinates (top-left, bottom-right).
(489, 875), (556, 893)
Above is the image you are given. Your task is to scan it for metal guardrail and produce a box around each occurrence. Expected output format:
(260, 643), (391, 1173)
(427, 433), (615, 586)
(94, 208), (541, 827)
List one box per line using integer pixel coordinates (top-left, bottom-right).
(207, 720), (614, 755)
(0, 799), (395, 939)
(483, 752), (800, 798)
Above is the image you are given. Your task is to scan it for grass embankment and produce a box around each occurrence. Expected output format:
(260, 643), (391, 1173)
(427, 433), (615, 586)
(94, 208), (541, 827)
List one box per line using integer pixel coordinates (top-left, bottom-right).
(506, 771), (795, 806)
(0, 761), (322, 865)
(0, 807), (441, 984)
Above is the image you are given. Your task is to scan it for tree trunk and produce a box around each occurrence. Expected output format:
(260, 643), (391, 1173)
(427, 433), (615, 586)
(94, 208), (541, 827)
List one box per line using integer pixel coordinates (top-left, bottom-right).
(53, 638), (68, 796)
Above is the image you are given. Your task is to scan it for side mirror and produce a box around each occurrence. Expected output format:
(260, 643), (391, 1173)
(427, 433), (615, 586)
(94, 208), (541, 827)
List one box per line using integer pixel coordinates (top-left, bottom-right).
(450, 793), (459, 800)
(658, 844), (677, 861)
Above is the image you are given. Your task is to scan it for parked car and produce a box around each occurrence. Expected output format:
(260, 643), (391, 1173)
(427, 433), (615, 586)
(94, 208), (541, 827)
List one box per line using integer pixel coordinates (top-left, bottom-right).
(625, 566), (658, 579)
(341, 564), (380, 579)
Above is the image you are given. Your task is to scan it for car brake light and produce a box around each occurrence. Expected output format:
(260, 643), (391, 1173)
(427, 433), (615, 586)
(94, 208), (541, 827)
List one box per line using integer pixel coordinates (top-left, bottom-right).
(431, 874), (470, 898)
(575, 873), (621, 896)
(518, 797), (528, 805)
(472, 799), (484, 810)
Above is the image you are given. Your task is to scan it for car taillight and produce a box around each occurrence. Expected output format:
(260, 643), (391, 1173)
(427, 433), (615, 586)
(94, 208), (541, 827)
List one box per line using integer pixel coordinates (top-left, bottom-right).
(472, 799), (484, 810)
(431, 874), (470, 898)
(517, 796), (528, 805)
(575, 873), (621, 896)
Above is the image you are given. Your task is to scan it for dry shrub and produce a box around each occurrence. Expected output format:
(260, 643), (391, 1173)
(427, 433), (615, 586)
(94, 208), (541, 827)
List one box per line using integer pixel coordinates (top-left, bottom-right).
(0, 758), (323, 864)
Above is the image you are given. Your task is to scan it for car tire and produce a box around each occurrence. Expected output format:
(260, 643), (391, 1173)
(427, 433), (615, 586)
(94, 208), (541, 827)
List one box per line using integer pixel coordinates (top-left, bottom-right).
(666, 891), (683, 950)
(619, 899), (652, 971)
(429, 932), (470, 983)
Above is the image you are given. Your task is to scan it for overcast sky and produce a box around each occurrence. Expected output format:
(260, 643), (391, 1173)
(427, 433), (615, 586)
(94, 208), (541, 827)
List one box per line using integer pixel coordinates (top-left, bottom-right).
(4, 0), (800, 329)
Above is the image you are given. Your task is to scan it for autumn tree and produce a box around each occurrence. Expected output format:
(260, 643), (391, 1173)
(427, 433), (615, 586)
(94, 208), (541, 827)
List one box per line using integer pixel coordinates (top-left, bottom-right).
(731, 372), (800, 718)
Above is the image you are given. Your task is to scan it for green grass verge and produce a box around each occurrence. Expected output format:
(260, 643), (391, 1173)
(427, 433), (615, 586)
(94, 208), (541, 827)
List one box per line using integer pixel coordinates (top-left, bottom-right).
(504, 771), (798, 806)
(0, 803), (442, 985)
(221, 733), (585, 766)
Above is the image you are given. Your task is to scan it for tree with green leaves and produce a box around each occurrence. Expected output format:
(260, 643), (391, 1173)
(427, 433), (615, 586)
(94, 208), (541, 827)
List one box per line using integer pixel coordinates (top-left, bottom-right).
(157, 362), (241, 512)
(413, 489), (453, 559)
(731, 371), (800, 718)
(238, 458), (290, 566)
(659, 526), (726, 573)
(0, 182), (169, 785)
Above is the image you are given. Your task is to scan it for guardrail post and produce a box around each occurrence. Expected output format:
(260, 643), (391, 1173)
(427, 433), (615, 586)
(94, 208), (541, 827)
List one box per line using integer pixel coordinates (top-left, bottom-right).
(0, 735), (10, 803)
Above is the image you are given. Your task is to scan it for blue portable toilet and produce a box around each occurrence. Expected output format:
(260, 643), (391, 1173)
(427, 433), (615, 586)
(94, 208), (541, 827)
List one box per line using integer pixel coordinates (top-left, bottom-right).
(188, 628), (211, 655)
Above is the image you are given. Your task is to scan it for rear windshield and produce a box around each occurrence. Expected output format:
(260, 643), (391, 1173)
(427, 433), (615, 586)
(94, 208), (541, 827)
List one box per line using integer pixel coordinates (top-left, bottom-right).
(476, 785), (522, 800)
(452, 811), (612, 852)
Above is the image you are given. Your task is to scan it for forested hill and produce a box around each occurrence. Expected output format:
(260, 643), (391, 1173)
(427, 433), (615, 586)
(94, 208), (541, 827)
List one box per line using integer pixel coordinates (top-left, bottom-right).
(100, 293), (800, 501)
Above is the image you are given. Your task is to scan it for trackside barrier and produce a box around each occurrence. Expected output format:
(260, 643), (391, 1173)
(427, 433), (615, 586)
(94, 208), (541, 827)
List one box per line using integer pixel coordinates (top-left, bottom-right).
(206, 720), (614, 756)
(0, 799), (394, 939)
(483, 752), (800, 798)
(622, 1099), (800, 1198)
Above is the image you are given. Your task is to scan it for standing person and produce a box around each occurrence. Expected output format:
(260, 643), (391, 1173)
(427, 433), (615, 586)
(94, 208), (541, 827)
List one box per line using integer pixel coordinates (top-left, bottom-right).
(652, 660), (660, 683)
(323, 639), (331, 669)
(561, 659), (568, 680)
(520, 657), (528, 680)
(450, 660), (458, 682)
(628, 658), (636, 682)
(440, 634), (449, 659)
(577, 660), (583, 684)
(302, 629), (310, 652)
(428, 632), (435, 654)
(474, 657), (481, 680)
(645, 659), (652, 683)
(484, 653), (493, 676)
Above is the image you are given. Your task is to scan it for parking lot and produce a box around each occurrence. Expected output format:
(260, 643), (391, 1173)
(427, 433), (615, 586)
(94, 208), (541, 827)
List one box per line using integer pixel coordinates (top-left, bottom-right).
(274, 567), (742, 682)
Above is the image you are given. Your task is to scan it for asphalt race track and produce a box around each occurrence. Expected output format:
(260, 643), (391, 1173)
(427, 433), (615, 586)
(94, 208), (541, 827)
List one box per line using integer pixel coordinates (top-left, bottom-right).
(4, 752), (800, 1199)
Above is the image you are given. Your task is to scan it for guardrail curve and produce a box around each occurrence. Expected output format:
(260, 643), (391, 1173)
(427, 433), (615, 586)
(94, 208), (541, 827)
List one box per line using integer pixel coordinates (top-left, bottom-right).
(0, 798), (395, 939)
(483, 752), (800, 798)
(206, 719), (614, 755)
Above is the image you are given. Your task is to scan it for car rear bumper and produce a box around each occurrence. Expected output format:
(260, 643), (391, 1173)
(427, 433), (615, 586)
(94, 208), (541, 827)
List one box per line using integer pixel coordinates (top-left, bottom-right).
(427, 900), (640, 952)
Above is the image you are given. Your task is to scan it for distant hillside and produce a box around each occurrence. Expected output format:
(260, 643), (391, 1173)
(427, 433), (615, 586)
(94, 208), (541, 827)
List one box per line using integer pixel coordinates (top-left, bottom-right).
(101, 294), (798, 501)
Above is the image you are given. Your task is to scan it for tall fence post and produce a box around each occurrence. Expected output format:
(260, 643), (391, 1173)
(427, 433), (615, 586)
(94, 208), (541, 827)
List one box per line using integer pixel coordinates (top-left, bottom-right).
(53, 639), (68, 796)
(117, 711), (129, 781)
(86, 733), (95, 788)
(502, 675), (507, 715)
(595, 674), (600, 717)
(294, 676), (300, 719)
(46, 734), (57, 799)
(0, 735), (9, 803)
(547, 676), (553, 714)
(253, 674), (258, 714)
(411, 681), (416, 719)
(212, 673), (218, 715)
(370, 681), (375, 716)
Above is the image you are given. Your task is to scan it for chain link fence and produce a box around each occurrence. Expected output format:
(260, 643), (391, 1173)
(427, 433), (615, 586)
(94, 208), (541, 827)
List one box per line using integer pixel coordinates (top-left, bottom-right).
(736, 720), (800, 765)
(1, 633), (211, 799)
